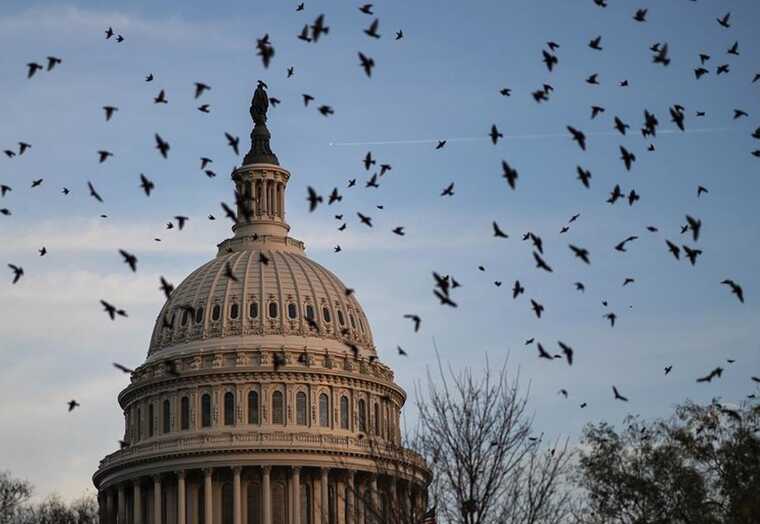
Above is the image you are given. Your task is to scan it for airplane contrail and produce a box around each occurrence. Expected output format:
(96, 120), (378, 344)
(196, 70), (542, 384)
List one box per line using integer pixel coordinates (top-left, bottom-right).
(328, 127), (734, 147)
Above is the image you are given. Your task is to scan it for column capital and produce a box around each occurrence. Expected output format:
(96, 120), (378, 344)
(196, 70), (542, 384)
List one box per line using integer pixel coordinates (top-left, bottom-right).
(177, 469), (186, 479)
(320, 466), (330, 477)
(203, 467), (214, 477)
(133, 478), (142, 488)
(261, 465), (272, 475)
(291, 465), (301, 474)
(232, 466), (243, 475)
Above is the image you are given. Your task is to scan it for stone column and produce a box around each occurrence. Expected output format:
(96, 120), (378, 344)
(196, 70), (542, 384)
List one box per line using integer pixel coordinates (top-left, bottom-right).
(154, 476), (162, 524)
(320, 468), (329, 524)
(233, 467), (243, 524)
(177, 471), (186, 524)
(345, 472), (355, 524)
(391, 478), (399, 524)
(133, 481), (143, 524)
(204, 469), (213, 524)
(292, 467), (301, 524)
(262, 466), (272, 524)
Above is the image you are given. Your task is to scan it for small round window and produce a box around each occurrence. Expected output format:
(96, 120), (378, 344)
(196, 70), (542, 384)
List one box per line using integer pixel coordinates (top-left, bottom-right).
(287, 303), (297, 319)
(305, 305), (315, 320)
(322, 307), (331, 323)
(337, 310), (345, 326)
(212, 304), (221, 321)
(268, 302), (278, 318)
(249, 302), (258, 319)
(230, 303), (239, 319)
(195, 307), (204, 323)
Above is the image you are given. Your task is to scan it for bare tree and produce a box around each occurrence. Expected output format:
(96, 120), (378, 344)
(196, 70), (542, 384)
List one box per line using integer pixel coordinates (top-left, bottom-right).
(414, 356), (572, 524)
(0, 471), (32, 522)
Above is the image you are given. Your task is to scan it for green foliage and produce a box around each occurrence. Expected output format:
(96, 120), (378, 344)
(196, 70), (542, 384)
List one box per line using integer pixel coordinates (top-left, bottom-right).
(575, 400), (760, 524)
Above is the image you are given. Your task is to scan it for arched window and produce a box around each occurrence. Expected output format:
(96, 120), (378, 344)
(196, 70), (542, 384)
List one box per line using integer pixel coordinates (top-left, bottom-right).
(328, 483), (336, 524)
(296, 392), (307, 425)
(180, 396), (190, 430)
(230, 303), (239, 320)
(319, 394), (329, 427)
(148, 403), (155, 437)
(249, 302), (259, 319)
(374, 402), (381, 436)
(224, 392), (235, 426)
(349, 313), (356, 329)
(359, 316), (365, 334)
(201, 394), (212, 428)
(212, 304), (221, 321)
(272, 481), (287, 524)
(340, 396), (349, 430)
(305, 304), (315, 321)
(181, 309), (189, 326)
(163, 399), (171, 433)
(248, 391), (260, 424)
(358, 399), (367, 433)
(195, 306), (204, 323)
(268, 302), (278, 319)
(136, 407), (142, 440)
(322, 307), (331, 323)
(287, 303), (297, 319)
(337, 310), (345, 326)
(272, 391), (284, 425)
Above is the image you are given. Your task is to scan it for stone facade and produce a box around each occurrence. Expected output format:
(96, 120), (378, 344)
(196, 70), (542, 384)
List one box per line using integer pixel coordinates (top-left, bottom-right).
(92, 85), (430, 524)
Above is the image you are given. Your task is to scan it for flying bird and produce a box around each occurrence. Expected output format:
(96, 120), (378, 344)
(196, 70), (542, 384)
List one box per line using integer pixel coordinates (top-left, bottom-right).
(68, 400), (80, 412)
(489, 125), (503, 145)
(404, 314), (421, 332)
(358, 52), (374, 77)
(119, 250), (138, 272)
(612, 386), (628, 402)
(306, 187), (322, 212)
(8, 264), (23, 284)
(567, 126), (586, 150)
(154, 89), (168, 104)
(501, 161), (518, 189)
(194, 82), (210, 98)
(100, 299), (127, 320)
(364, 19), (381, 39)
(721, 279), (744, 303)
(155, 134), (170, 158)
(492, 222), (508, 238)
(225, 133), (240, 155)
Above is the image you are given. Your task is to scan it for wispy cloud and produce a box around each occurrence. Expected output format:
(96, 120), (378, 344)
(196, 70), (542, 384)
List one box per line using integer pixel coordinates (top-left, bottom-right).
(0, 6), (248, 49)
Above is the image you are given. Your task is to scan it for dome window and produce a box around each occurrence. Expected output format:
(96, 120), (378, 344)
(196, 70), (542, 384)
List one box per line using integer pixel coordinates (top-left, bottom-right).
(162, 399), (171, 433)
(230, 303), (239, 320)
(305, 304), (315, 321)
(224, 392), (235, 426)
(212, 304), (221, 321)
(349, 313), (356, 329)
(181, 309), (189, 326)
(322, 307), (331, 323)
(296, 392), (307, 425)
(249, 302), (259, 319)
(201, 394), (212, 427)
(287, 303), (297, 320)
(195, 307), (204, 324)
(359, 316), (365, 334)
(337, 310), (346, 326)
(248, 391), (259, 424)
(339, 396), (349, 429)
(180, 397), (190, 430)
(268, 302), (279, 319)
(148, 403), (155, 437)
(319, 393), (329, 427)
(271, 391), (284, 424)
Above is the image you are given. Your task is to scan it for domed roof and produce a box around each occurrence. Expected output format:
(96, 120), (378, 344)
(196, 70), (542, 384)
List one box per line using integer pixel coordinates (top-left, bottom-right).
(148, 240), (375, 360)
(147, 83), (376, 363)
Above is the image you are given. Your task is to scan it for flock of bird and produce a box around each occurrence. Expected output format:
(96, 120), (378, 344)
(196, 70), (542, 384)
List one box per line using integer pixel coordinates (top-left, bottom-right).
(2, 2), (759, 415)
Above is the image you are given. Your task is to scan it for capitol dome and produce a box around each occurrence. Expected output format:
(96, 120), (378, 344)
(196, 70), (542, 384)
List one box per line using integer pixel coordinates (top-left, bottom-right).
(93, 84), (430, 524)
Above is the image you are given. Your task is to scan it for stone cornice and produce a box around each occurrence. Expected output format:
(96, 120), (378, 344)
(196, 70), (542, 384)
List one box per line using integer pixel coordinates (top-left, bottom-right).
(94, 431), (430, 489)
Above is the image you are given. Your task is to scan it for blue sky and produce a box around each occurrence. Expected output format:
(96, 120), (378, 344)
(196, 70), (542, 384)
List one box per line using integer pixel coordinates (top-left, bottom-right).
(1, 0), (759, 501)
